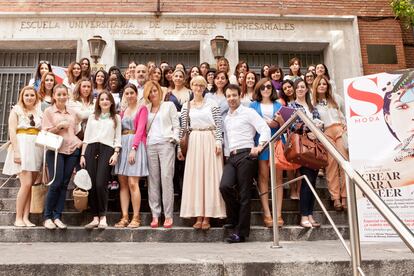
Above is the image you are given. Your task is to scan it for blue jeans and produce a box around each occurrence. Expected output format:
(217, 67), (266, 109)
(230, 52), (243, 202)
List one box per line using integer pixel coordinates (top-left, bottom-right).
(44, 149), (80, 220)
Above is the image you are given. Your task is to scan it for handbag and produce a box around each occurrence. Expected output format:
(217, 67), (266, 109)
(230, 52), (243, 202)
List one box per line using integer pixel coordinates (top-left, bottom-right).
(274, 140), (301, 170)
(35, 130), (64, 186)
(179, 96), (191, 156)
(284, 130), (328, 170)
(30, 160), (49, 214)
(73, 187), (89, 212)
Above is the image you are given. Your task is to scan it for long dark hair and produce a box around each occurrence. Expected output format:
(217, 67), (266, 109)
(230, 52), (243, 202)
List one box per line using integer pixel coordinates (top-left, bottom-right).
(34, 60), (52, 81)
(280, 79), (295, 104)
(92, 69), (109, 90)
(253, 78), (278, 102)
(79, 57), (91, 79)
(294, 79), (314, 111)
(94, 90), (117, 128)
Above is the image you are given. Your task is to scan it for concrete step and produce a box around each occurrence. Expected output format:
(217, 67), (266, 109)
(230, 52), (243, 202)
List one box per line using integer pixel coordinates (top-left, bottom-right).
(0, 241), (412, 276)
(0, 186), (333, 200)
(0, 197), (336, 212)
(0, 210), (349, 227)
(0, 225), (349, 243)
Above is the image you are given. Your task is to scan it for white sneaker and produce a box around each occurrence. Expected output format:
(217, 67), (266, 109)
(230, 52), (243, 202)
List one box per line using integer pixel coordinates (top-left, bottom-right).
(44, 219), (56, 230)
(53, 219), (67, 229)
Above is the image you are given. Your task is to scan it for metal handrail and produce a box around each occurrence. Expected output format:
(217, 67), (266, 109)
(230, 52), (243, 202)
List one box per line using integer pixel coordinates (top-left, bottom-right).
(257, 176), (352, 256)
(265, 110), (414, 276)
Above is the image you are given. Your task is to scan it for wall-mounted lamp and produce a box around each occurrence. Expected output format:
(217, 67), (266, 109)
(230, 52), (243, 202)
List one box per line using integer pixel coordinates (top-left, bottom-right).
(210, 35), (229, 59)
(87, 35), (107, 64)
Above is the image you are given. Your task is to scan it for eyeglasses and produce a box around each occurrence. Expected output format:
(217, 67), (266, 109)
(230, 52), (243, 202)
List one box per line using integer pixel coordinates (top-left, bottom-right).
(39, 60), (50, 65)
(260, 84), (272, 91)
(28, 114), (35, 127)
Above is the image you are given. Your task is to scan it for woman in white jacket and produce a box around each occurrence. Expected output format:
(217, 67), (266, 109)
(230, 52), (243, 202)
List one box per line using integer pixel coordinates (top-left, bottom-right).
(145, 80), (180, 228)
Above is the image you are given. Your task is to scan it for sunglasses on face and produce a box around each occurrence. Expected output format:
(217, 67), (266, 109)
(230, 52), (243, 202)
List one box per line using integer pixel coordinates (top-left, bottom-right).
(260, 84), (272, 91)
(28, 114), (35, 127)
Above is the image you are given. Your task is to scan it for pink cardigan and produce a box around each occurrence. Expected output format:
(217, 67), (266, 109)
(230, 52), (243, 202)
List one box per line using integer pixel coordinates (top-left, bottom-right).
(120, 105), (148, 148)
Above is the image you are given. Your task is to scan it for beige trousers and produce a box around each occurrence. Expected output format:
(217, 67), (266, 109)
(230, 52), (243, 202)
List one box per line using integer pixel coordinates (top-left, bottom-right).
(324, 124), (349, 200)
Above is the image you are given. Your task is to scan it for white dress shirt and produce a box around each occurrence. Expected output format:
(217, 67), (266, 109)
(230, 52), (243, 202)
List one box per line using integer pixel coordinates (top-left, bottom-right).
(223, 104), (271, 156)
(83, 114), (122, 149)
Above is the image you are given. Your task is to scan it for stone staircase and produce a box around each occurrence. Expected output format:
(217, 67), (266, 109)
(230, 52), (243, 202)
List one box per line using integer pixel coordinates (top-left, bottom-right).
(0, 171), (349, 243)
(0, 169), (413, 275)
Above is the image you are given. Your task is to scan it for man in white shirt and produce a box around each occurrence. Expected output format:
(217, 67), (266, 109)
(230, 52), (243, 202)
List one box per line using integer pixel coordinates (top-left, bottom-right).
(220, 84), (271, 243)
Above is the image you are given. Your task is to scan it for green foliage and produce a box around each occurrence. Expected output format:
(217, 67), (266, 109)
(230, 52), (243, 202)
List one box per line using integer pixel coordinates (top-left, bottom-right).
(391, 0), (414, 26)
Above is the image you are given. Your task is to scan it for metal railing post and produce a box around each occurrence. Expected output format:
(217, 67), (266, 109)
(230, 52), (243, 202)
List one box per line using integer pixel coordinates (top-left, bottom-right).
(346, 175), (362, 275)
(269, 139), (282, 248)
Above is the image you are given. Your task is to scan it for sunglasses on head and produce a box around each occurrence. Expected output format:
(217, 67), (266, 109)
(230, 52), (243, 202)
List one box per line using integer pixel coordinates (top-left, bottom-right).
(260, 84), (272, 91)
(39, 60), (50, 65)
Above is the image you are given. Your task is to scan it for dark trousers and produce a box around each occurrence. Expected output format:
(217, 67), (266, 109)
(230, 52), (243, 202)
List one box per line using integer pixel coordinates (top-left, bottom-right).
(220, 151), (256, 237)
(299, 166), (318, 216)
(44, 148), (80, 220)
(85, 143), (114, 216)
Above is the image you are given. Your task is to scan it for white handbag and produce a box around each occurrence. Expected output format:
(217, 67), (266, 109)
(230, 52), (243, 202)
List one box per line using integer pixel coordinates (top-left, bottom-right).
(35, 130), (63, 151)
(35, 130), (64, 186)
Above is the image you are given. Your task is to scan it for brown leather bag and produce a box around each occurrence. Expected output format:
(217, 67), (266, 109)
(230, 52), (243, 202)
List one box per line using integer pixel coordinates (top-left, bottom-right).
(179, 99), (191, 156)
(284, 131), (328, 170)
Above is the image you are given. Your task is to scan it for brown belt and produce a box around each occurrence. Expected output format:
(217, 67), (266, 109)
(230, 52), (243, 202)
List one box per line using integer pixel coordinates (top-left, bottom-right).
(122, 129), (135, 135)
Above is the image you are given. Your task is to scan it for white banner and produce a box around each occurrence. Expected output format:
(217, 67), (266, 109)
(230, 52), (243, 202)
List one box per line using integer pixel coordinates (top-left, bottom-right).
(343, 69), (414, 241)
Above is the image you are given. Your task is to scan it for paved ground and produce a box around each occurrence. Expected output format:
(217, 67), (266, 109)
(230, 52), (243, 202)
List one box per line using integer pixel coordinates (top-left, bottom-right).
(0, 240), (412, 265)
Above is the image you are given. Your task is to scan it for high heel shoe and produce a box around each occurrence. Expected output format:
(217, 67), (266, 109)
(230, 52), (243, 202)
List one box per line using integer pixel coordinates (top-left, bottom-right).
(163, 218), (173, 229)
(341, 198), (348, 211)
(263, 215), (273, 228)
(150, 218), (159, 228)
(333, 199), (343, 212)
(277, 216), (284, 227)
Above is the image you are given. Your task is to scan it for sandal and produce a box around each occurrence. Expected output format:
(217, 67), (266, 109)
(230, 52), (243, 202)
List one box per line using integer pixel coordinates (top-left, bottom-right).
(263, 215), (273, 228)
(333, 199), (343, 212)
(127, 216), (141, 228)
(163, 218), (173, 229)
(201, 221), (210, 230)
(193, 220), (202, 229)
(114, 216), (129, 228)
(150, 218), (159, 228)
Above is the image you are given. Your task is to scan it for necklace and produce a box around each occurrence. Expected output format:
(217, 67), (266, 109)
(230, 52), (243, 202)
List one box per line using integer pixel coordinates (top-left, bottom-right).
(100, 112), (110, 119)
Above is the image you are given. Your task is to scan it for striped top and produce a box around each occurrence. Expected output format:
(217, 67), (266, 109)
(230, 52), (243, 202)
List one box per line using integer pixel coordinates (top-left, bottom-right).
(179, 98), (223, 147)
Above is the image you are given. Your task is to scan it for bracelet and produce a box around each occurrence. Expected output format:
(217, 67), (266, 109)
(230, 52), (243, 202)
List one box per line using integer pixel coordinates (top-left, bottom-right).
(81, 154), (85, 157)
